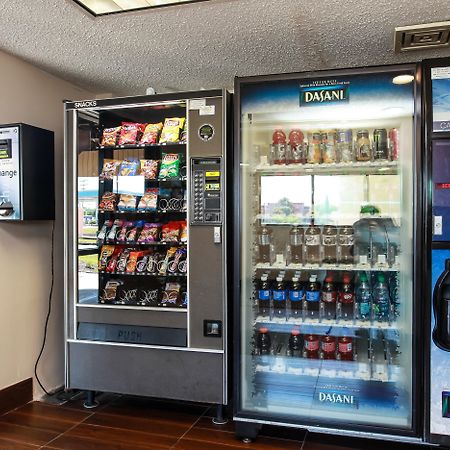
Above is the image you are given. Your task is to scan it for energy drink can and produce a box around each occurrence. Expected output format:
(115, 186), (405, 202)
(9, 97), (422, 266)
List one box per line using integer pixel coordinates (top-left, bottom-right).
(373, 129), (388, 160)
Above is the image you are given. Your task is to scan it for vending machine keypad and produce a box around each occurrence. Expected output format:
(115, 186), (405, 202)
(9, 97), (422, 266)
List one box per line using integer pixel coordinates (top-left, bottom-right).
(190, 158), (222, 225)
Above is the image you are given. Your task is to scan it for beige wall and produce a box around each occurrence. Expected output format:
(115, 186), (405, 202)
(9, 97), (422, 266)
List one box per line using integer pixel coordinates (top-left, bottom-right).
(0, 50), (93, 397)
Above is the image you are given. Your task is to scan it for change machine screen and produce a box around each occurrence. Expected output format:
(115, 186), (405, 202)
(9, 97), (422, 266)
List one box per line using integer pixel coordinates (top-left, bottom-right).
(0, 126), (20, 220)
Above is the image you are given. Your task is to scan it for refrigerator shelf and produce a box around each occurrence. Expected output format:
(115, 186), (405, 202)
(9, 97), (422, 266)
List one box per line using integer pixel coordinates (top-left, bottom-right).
(253, 364), (397, 383)
(97, 142), (186, 150)
(254, 262), (399, 272)
(252, 161), (398, 176)
(254, 316), (397, 331)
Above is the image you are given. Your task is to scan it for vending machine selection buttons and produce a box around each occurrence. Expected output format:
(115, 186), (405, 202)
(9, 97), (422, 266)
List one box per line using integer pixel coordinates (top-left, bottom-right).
(191, 158), (222, 225)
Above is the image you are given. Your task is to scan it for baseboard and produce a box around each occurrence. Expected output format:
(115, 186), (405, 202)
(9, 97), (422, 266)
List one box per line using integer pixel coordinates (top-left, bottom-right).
(0, 378), (32, 415)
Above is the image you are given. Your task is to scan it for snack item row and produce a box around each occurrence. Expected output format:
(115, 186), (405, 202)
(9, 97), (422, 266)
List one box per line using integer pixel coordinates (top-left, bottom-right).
(100, 117), (186, 147)
(99, 188), (186, 213)
(98, 246), (187, 275)
(98, 219), (187, 244)
(100, 279), (187, 308)
(100, 153), (183, 180)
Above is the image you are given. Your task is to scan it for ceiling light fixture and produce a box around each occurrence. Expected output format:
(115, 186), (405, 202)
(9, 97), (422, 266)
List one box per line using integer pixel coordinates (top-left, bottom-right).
(72, 0), (207, 16)
(392, 74), (415, 85)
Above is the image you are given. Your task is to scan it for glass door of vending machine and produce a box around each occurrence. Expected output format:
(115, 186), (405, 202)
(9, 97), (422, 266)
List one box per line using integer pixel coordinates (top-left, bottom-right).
(234, 65), (421, 439)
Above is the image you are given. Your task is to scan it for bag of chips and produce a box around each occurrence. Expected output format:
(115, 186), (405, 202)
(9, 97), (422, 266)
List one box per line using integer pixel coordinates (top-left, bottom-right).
(106, 219), (123, 242)
(159, 247), (177, 275)
(168, 247), (185, 274)
(126, 251), (144, 273)
(180, 122), (187, 142)
(106, 247), (123, 273)
(136, 251), (151, 273)
(158, 153), (181, 179)
(100, 280), (123, 304)
(100, 159), (121, 180)
(140, 159), (159, 179)
(97, 219), (113, 243)
(161, 221), (180, 243)
(117, 194), (137, 212)
(179, 220), (187, 243)
(160, 282), (182, 307)
(99, 192), (116, 212)
(116, 249), (131, 273)
(137, 223), (160, 243)
(116, 221), (133, 243)
(101, 127), (120, 147)
(137, 189), (158, 212)
(159, 117), (185, 143)
(126, 220), (144, 243)
(147, 252), (162, 274)
(98, 245), (115, 271)
(138, 288), (159, 307)
(139, 122), (163, 145)
(118, 159), (140, 176)
(118, 122), (144, 146)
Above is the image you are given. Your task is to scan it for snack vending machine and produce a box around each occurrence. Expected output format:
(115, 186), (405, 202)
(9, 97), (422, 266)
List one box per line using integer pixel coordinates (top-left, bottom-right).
(233, 65), (424, 443)
(64, 90), (230, 412)
(424, 58), (450, 446)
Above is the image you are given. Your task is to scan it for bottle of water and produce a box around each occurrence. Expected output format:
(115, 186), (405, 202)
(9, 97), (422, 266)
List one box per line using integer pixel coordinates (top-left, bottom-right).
(355, 272), (372, 320)
(373, 273), (390, 321)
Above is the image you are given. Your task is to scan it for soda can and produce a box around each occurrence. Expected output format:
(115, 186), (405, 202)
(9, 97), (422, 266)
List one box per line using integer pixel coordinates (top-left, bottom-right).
(389, 128), (399, 161)
(307, 131), (322, 164)
(355, 130), (371, 162)
(373, 129), (388, 160)
(337, 129), (353, 163)
(321, 130), (337, 164)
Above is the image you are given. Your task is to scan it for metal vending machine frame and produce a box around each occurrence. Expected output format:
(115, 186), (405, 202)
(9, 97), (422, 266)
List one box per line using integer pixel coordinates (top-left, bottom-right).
(64, 90), (230, 415)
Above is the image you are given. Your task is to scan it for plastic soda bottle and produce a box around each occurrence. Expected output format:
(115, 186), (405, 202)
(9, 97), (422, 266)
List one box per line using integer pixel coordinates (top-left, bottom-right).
(373, 272), (390, 321)
(355, 272), (372, 320)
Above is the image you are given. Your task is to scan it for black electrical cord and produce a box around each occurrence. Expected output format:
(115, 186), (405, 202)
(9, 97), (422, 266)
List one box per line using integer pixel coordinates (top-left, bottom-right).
(34, 220), (55, 396)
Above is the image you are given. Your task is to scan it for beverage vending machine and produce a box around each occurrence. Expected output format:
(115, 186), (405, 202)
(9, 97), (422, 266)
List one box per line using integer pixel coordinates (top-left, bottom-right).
(233, 65), (425, 443)
(64, 90), (230, 414)
(423, 57), (450, 446)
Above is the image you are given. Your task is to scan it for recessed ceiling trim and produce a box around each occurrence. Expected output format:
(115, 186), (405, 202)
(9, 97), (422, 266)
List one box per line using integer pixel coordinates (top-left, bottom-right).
(72, 0), (211, 16)
(395, 21), (450, 52)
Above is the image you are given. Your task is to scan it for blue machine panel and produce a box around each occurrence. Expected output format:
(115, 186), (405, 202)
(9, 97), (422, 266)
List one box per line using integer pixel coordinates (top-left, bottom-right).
(430, 250), (450, 436)
(432, 140), (450, 241)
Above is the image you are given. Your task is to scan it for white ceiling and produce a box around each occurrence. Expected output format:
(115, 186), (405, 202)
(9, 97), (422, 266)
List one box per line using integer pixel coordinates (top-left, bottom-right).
(0, 0), (449, 98)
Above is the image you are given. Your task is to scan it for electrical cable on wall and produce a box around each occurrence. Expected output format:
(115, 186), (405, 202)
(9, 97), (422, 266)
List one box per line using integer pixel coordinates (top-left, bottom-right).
(34, 220), (55, 396)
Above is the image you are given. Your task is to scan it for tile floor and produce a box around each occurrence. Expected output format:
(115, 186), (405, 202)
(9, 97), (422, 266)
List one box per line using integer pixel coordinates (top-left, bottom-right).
(0, 393), (432, 449)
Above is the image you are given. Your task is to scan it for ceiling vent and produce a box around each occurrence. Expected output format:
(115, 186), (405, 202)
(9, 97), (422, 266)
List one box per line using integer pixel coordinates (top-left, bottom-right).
(395, 21), (450, 52)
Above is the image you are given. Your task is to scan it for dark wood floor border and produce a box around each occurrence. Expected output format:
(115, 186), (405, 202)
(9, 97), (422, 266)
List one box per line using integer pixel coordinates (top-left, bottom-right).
(0, 378), (32, 416)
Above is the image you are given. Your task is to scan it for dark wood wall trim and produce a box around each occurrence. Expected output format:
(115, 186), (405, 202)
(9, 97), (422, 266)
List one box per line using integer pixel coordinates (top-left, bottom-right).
(0, 378), (32, 415)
